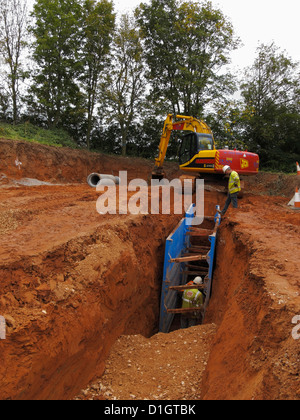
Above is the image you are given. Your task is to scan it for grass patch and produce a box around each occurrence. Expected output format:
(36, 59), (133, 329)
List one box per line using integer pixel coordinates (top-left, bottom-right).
(0, 122), (78, 149)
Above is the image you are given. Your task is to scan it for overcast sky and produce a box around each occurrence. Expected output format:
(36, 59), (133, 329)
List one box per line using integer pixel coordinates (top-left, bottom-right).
(113, 0), (300, 71)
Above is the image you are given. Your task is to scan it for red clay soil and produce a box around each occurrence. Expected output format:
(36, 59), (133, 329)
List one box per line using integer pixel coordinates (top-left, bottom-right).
(0, 137), (180, 183)
(203, 195), (300, 400)
(0, 183), (184, 400)
(75, 194), (300, 401)
(0, 138), (299, 400)
(75, 324), (217, 401)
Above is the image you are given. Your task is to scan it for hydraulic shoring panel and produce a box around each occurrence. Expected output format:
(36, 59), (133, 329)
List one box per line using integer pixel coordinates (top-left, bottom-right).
(159, 205), (221, 333)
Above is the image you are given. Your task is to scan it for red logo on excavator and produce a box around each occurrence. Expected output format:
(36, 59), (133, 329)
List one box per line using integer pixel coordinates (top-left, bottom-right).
(173, 123), (185, 130)
(240, 158), (249, 169)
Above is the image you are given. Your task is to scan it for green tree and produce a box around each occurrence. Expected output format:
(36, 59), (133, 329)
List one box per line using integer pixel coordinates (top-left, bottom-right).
(0, 0), (28, 124)
(207, 99), (252, 150)
(30, 0), (84, 129)
(240, 43), (300, 171)
(99, 13), (146, 156)
(136, 0), (239, 117)
(80, 0), (115, 150)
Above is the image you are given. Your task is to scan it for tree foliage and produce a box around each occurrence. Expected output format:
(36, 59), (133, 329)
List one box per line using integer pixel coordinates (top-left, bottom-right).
(99, 13), (146, 156)
(80, 0), (115, 149)
(0, 0), (28, 124)
(240, 43), (300, 171)
(0, 0), (298, 172)
(30, 0), (84, 128)
(136, 0), (239, 117)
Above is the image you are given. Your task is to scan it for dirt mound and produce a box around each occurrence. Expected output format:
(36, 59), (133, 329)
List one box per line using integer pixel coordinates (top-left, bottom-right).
(1, 137), (298, 197)
(0, 138), (180, 184)
(75, 324), (217, 401)
(244, 171), (299, 197)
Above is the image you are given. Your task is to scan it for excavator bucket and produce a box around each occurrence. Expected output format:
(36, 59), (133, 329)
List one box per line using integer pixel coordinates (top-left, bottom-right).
(151, 167), (166, 181)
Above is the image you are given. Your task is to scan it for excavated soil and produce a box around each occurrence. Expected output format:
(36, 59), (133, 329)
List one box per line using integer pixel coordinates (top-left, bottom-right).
(0, 138), (299, 400)
(203, 195), (300, 400)
(75, 324), (217, 401)
(0, 184), (184, 400)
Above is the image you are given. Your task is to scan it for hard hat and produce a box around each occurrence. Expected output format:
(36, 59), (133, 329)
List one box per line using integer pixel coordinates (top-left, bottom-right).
(222, 165), (231, 174)
(193, 276), (203, 285)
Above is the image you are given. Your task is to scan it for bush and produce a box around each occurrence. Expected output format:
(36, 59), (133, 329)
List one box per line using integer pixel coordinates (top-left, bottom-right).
(259, 149), (300, 174)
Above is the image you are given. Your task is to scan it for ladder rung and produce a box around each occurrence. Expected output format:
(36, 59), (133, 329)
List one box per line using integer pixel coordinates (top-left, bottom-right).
(166, 307), (204, 314)
(186, 231), (211, 237)
(170, 254), (207, 263)
(187, 227), (213, 233)
(182, 252), (204, 256)
(168, 285), (205, 291)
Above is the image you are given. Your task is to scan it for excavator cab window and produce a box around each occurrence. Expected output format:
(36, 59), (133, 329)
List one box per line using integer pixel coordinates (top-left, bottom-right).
(197, 134), (214, 151)
(179, 133), (198, 165)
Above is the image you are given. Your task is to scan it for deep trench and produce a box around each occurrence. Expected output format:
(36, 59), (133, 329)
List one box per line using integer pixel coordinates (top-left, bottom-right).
(64, 190), (298, 400)
(74, 190), (231, 399)
(121, 190), (226, 337)
(75, 190), (257, 401)
(107, 189), (276, 400)
(68, 191), (229, 399)
(2, 190), (266, 400)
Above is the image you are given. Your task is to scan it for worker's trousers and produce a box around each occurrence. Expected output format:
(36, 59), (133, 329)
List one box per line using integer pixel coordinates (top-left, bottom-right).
(221, 192), (238, 215)
(181, 316), (198, 329)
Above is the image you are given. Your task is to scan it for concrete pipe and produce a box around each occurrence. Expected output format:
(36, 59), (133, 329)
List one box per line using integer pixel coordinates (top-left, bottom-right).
(87, 173), (120, 188)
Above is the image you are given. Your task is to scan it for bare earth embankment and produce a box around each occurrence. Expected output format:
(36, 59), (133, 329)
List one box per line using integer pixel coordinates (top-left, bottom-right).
(0, 138), (299, 400)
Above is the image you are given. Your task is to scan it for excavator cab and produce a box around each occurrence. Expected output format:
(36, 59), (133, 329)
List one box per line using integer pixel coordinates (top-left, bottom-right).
(179, 133), (214, 165)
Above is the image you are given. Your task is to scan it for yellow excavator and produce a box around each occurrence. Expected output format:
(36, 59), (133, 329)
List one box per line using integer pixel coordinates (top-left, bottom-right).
(152, 114), (259, 181)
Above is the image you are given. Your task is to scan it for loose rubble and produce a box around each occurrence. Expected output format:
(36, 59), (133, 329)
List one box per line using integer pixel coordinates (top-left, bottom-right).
(75, 324), (217, 400)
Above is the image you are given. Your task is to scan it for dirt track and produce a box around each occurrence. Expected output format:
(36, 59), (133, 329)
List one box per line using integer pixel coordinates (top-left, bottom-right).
(0, 138), (299, 400)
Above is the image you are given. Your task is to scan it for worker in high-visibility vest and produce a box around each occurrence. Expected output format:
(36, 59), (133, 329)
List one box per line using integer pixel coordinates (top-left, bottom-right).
(181, 277), (204, 329)
(220, 165), (241, 216)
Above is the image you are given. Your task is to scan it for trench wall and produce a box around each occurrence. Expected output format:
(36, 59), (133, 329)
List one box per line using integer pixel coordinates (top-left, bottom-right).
(201, 221), (300, 400)
(0, 214), (181, 400)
